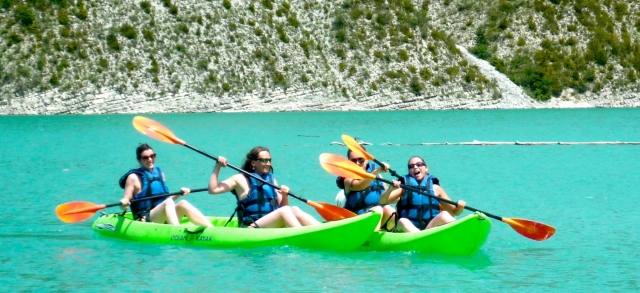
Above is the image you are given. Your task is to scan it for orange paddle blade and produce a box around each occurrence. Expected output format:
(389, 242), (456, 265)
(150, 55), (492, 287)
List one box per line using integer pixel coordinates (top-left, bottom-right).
(132, 116), (186, 145)
(55, 202), (106, 223)
(503, 218), (556, 241)
(341, 134), (374, 160)
(319, 153), (375, 180)
(307, 200), (357, 221)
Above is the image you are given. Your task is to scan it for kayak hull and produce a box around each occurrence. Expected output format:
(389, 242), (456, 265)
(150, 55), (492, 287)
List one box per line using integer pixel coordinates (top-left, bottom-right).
(359, 212), (492, 255)
(92, 212), (381, 251)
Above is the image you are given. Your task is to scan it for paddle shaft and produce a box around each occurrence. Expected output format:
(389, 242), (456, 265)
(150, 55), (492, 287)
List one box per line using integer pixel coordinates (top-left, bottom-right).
(105, 188), (209, 209)
(370, 158), (402, 180)
(376, 177), (505, 222)
(183, 144), (311, 204)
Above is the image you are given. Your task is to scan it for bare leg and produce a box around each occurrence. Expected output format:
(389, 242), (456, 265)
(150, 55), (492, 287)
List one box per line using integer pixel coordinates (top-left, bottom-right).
(149, 198), (180, 225)
(381, 205), (396, 231)
(396, 218), (420, 233)
(175, 201), (213, 227)
(426, 211), (455, 229)
(291, 206), (320, 226)
(253, 206), (302, 228)
(368, 206), (384, 231)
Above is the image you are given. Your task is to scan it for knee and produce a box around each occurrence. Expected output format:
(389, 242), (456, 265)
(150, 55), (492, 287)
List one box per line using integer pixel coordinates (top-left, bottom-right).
(398, 218), (412, 225)
(369, 206), (383, 214)
(290, 206), (303, 214)
(279, 205), (293, 213)
(382, 205), (395, 215)
(163, 198), (176, 207)
(175, 200), (192, 209)
(438, 211), (455, 222)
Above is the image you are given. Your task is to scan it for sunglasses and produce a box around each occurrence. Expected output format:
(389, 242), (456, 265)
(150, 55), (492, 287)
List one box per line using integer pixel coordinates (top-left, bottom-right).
(140, 154), (156, 161)
(350, 158), (365, 164)
(408, 162), (425, 169)
(256, 158), (272, 163)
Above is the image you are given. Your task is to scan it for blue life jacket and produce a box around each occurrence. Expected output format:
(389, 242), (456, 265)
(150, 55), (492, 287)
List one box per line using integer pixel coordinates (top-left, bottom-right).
(233, 173), (279, 226)
(396, 174), (440, 230)
(345, 162), (385, 215)
(120, 167), (169, 221)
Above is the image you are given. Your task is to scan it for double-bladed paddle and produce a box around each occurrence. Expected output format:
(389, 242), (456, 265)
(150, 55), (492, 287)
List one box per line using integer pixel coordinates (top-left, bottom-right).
(131, 116), (356, 221)
(319, 153), (556, 241)
(56, 188), (207, 223)
(342, 134), (402, 180)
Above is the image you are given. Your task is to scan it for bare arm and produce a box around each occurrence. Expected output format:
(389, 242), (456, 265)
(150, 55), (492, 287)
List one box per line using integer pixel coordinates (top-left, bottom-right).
(434, 185), (465, 216)
(274, 178), (290, 207)
(208, 156), (239, 195)
(120, 174), (140, 211)
(345, 162), (389, 193)
(379, 180), (403, 205)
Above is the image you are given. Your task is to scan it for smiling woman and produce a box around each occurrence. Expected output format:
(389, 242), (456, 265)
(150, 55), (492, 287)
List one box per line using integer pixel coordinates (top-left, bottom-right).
(208, 146), (321, 228)
(381, 156), (466, 232)
(118, 143), (212, 227)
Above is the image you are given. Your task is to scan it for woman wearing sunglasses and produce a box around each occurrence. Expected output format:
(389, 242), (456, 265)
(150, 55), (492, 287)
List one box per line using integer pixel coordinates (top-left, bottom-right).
(337, 147), (396, 231)
(119, 143), (213, 227)
(208, 146), (319, 228)
(380, 156), (466, 232)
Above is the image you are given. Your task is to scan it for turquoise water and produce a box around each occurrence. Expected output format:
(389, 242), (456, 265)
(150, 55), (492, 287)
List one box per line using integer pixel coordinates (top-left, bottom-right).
(1, 109), (639, 291)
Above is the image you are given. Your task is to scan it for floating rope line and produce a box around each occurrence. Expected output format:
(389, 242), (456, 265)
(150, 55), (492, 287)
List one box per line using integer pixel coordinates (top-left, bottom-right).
(374, 140), (640, 146)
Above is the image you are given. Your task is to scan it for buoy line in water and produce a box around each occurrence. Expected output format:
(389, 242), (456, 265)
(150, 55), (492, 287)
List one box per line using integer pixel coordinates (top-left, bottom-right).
(331, 140), (640, 146)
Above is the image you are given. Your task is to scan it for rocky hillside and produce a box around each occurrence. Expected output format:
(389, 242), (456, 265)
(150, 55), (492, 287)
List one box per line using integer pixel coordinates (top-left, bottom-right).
(1, 0), (639, 114)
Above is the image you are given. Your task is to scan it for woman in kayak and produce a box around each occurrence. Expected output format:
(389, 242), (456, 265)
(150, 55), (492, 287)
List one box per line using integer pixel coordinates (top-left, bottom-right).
(380, 156), (466, 232)
(119, 143), (212, 227)
(338, 146), (396, 231)
(208, 146), (320, 228)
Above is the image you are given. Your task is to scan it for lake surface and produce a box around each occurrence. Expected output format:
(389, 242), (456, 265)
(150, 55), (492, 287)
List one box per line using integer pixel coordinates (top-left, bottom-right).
(1, 109), (638, 291)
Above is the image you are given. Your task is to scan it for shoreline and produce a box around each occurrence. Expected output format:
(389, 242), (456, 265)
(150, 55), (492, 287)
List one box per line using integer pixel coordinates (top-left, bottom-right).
(2, 46), (639, 115)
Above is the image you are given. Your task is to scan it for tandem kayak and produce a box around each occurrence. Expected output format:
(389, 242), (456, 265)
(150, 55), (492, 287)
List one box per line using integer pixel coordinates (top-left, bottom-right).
(92, 211), (381, 251)
(359, 212), (492, 255)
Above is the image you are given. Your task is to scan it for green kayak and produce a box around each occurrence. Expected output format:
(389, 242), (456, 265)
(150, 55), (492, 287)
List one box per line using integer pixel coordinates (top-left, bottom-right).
(92, 211), (381, 251)
(359, 212), (492, 255)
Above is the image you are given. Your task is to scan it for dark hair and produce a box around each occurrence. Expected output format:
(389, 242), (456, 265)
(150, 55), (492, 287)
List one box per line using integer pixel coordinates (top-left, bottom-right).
(407, 156), (426, 165)
(346, 143), (367, 157)
(136, 143), (153, 160)
(241, 146), (273, 173)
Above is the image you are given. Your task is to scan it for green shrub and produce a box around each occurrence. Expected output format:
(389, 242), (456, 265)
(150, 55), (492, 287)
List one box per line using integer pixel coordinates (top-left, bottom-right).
(445, 66), (459, 76)
(276, 25), (289, 43)
(106, 33), (121, 51)
(143, 29), (155, 42)
(66, 41), (79, 53)
(197, 59), (208, 70)
(140, 1), (151, 14)
(6, 32), (23, 46)
(120, 24), (137, 39)
(14, 4), (36, 26)
(409, 77), (422, 95)
(169, 5), (178, 15)
(60, 27), (70, 37)
(50, 73), (60, 85)
(37, 55), (46, 71)
(398, 49), (409, 61)
(58, 9), (70, 26)
(419, 67), (432, 80)
(273, 70), (287, 86)
(125, 60), (137, 71)
(177, 23), (189, 34)
(222, 0), (231, 10)
(348, 66), (357, 77)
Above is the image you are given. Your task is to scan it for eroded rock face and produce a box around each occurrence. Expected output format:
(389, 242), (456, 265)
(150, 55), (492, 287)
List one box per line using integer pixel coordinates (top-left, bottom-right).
(1, 0), (639, 115)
